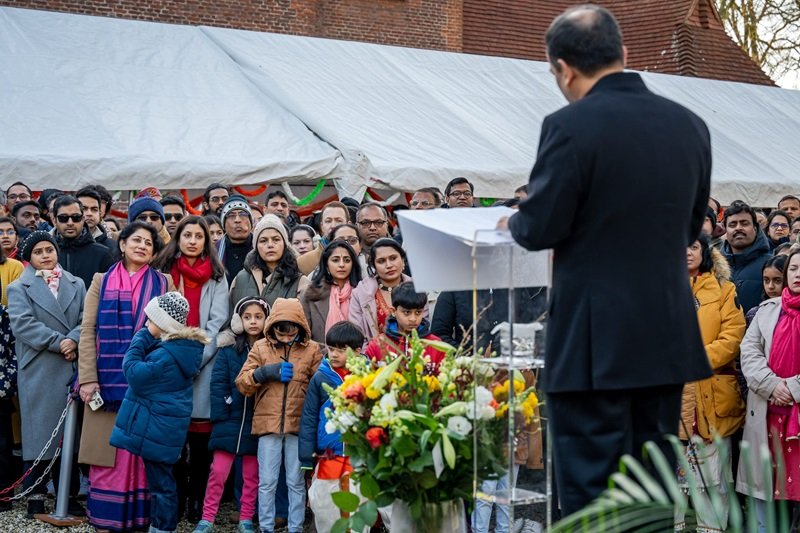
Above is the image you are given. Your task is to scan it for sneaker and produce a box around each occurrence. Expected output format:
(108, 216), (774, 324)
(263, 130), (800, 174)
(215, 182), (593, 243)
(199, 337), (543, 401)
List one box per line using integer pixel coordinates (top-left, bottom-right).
(26, 498), (46, 518)
(193, 519), (214, 532)
(238, 520), (255, 533)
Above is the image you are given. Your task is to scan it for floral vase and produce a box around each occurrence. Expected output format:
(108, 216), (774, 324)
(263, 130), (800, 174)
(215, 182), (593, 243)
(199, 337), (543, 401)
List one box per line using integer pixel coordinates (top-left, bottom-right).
(390, 498), (467, 533)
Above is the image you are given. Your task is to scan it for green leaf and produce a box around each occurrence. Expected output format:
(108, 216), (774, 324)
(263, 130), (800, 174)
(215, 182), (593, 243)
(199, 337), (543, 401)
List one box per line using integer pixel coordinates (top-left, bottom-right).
(418, 338), (457, 354)
(330, 517), (349, 533)
(442, 431), (456, 469)
(420, 429), (433, 451)
(409, 453), (434, 472)
(359, 473), (379, 500)
(350, 512), (367, 532)
(372, 356), (402, 390)
(331, 490), (360, 513)
(394, 435), (416, 457)
(357, 500), (379, 527)
(419, 470), (438, 489)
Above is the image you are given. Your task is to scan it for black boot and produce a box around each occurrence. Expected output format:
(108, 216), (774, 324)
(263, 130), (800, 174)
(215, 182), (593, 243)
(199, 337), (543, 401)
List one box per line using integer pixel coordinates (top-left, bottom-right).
(187, 498), (202, 523)
(67, 498), (86, 517)
(26, 497), (45, 518)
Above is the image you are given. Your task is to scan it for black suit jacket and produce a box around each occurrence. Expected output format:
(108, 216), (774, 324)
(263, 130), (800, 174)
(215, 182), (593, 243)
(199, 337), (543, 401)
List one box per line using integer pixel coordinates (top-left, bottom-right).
(509, 72), (712, 393)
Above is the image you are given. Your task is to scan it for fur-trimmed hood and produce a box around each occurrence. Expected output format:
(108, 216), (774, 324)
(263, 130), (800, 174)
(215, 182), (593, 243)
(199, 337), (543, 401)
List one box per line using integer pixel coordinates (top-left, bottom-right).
(161, 326), (210, 344)
(216, 328), (237, 348)
(302, 281), (330, 303)
(710, 247), (732, 285)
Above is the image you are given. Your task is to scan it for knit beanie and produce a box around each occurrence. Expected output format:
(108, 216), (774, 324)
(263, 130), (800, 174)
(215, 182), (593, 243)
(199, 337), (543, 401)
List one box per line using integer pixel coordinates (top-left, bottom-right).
(221, 195), (252, 224)
(144, 292), (190, 335)
(252, 214), (295, 256)
(128, 197), (165, 225)
(20, 231), (59, 262)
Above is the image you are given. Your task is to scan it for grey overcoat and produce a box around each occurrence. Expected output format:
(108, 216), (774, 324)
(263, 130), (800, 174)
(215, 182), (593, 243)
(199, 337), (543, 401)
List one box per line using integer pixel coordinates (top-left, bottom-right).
(191, 276), (229, 419)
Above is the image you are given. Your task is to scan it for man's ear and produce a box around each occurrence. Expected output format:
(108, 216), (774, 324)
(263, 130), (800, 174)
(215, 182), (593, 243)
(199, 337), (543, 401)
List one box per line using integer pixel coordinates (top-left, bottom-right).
(556, 59), (576, 87)
(622, 45), (628, 68)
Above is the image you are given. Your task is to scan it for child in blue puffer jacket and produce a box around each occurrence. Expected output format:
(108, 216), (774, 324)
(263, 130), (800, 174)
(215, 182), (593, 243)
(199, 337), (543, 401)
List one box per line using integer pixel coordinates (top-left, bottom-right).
(299, 321), (365, 533)
(110, 292), (209, 533)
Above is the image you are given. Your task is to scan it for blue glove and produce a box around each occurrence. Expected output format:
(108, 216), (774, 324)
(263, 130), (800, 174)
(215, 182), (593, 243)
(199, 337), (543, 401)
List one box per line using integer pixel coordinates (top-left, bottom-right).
(280, 362), (294, 383)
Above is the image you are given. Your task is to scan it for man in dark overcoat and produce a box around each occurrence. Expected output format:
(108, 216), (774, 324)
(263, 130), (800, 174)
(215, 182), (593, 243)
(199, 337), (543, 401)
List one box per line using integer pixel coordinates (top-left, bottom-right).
(499, 5), (713, 514)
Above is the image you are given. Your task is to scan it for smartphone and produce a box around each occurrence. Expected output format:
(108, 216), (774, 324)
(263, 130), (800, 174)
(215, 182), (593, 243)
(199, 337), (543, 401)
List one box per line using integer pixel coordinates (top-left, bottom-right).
(89, 390), (104, 411)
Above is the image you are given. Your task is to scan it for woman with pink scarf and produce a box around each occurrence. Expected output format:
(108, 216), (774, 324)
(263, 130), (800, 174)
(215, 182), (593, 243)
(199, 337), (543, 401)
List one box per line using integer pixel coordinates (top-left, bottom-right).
(738, 247), (800, 532)
(301, 241), (362, 345)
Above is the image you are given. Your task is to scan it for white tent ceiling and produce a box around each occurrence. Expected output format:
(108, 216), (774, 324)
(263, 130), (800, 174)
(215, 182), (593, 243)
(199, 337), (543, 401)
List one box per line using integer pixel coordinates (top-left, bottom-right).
(2, 6), (800, 206)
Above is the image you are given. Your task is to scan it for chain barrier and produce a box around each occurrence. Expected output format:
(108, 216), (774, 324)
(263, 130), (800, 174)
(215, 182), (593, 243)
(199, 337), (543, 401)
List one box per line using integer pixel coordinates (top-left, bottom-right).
(0, 396), (72, 501)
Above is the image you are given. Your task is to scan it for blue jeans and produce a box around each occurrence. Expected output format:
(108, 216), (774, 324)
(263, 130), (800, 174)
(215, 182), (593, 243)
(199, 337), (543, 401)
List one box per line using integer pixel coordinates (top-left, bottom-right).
(257, 434), (305, 533)
(472, 464), (520, 533)
(144, 460), (178, 533)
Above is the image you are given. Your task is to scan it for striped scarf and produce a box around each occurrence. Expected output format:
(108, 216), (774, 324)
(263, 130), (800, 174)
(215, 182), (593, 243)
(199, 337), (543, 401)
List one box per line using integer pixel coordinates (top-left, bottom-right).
(95, 262), (168, 411)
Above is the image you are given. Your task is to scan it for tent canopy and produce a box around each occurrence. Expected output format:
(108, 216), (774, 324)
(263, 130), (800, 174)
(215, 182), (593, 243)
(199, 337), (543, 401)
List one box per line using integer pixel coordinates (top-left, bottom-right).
(3, 6), (800, 205)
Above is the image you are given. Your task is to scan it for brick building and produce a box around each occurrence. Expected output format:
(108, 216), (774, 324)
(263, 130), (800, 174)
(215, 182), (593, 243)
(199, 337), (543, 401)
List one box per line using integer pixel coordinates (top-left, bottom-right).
(1, 0), (773, 85)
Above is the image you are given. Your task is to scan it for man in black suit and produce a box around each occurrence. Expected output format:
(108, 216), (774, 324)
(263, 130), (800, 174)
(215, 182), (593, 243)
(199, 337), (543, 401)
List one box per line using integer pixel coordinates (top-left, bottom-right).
(499, 6), (712, 514)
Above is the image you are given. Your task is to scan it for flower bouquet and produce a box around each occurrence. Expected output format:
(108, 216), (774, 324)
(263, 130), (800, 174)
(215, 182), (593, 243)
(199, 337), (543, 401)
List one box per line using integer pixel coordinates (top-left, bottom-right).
(324, 332), (539, 533)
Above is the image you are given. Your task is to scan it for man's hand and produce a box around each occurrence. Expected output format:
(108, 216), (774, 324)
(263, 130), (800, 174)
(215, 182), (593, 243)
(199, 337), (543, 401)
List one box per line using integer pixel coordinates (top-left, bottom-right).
(771, 380), (794, 406)
(496, 216), (510, 231)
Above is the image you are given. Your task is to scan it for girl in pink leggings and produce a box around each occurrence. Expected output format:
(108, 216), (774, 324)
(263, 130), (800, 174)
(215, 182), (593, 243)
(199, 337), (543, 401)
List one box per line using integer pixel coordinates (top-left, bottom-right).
(194, 297), (270, 533)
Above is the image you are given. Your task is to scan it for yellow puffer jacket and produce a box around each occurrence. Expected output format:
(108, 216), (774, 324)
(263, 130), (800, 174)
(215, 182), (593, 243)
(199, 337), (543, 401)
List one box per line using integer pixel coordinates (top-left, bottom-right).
(680, 249), (746, 440)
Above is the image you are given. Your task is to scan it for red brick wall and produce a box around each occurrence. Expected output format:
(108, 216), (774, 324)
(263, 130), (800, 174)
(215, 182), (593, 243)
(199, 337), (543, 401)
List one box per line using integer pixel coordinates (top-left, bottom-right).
(1, 0), (463, 51)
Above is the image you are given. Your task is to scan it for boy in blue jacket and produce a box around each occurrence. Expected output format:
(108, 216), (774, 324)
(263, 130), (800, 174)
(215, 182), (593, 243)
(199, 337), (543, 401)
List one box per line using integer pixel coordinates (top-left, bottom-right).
(110, 292), (209, 533)
(298, 321), (365, 533)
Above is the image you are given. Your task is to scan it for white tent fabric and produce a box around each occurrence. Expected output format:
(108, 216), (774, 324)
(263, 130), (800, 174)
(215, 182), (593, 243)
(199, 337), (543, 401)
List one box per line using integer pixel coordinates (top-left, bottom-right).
(204, 26), (800, 206)
(0, 7), (342, 191)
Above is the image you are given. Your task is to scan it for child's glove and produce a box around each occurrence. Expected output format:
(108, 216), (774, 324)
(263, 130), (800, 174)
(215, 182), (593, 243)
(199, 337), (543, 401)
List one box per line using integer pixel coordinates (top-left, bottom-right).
(279, 362), (294, 383)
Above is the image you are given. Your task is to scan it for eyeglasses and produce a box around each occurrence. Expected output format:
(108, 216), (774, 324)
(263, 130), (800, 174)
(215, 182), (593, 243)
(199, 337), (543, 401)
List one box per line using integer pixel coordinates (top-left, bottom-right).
(336, 236), (360, 246)
(227, 211), (250, 220)
(410, 200), (434, 208)
(136, 214), (162, 223)
(56, 214), (83, 223)
(448, 191), (473, 199)
(770, 222), (790, 229)
(358, 219), (387, 228)
(164, 213), (184, 222)
(7, 193), (31, 201)
(209, 196), (229, 204)
(0, 229), (16, 236)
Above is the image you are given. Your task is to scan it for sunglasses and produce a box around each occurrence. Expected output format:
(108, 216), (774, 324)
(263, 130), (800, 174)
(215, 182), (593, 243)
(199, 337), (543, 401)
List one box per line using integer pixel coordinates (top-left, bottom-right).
(164, 213), (184, 222)
(56, 214), (83, 223)
(136, 214), (162, 223)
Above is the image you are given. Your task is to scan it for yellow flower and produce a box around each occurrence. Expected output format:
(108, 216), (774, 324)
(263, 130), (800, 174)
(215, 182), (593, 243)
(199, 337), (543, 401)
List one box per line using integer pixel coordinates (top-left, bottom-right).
(521, 393), (539, 424)
(422, 375), (441, 393)
(391, 373), (407, 388)
(361, 373), (376, 389)
(414, 363), (424, 375)
(495, 404), (509, 418)
(366, 386), (381, 400)
(513, 379), (525, 395)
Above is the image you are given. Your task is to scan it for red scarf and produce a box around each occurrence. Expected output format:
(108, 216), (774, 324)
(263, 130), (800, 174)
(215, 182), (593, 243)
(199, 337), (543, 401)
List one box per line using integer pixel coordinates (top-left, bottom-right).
(768, 288), (800, 439)
(171, 255), (213, 327)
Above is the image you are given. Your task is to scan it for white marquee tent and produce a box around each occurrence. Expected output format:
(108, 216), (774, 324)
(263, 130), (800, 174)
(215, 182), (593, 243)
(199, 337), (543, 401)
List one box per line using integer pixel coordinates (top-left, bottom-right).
(2, 6), (800, 206)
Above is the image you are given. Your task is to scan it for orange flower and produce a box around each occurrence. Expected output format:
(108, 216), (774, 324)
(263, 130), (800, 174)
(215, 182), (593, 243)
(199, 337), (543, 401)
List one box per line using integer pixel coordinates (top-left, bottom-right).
(343, 382), (366, 403)
(365, 427), (388, 449)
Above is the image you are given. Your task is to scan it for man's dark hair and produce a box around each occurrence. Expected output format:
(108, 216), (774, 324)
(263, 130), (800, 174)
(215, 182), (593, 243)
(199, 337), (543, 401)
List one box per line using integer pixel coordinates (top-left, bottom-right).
(11, 200), (40, 218)
(515, 184), (528, 195)
(267, 190), (289, 202)
(92, 185), (114, 214)
(778, 195), (800, 207)
(503, 198), (521, 208)
(444, 177), (474, 197)
(414, 187), (443, 205)
(6, 181), (32, 195)
(203, 183), (230, 202)
(356, 202), (388, 220)
(52, 195), (83, 218)
(391, 281), (427, 310)
(325, 321), (365, 350)
(160, 195), (186, 210)
(723, 200), (758, 228)
(545, 5), (624, 76)
(76, 187), (102, 208)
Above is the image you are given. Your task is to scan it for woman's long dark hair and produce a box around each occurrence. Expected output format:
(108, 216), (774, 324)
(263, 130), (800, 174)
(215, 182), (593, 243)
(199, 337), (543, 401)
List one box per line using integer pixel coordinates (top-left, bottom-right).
(695, 233), (714, 275)
(311, 241), (361, 289)
(118, 221), (163, 268)
(245, 233), (301, 281)
(367, 238), (406, 279)
(152, 215), (225, 281)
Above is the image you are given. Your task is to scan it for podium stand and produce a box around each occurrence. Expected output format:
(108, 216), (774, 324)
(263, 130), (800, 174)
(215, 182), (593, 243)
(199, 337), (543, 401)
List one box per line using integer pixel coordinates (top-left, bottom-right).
(397, 207), (552, 527)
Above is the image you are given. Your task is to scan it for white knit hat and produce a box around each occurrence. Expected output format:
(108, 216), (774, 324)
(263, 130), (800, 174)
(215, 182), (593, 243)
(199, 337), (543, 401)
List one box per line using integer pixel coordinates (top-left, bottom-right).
(252, 214), (297, 257)
(144, 292), (190, 335)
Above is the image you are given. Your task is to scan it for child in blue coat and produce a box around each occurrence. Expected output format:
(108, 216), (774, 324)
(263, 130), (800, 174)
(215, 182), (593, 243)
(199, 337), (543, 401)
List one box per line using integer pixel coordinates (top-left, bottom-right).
(194, 297), (270, 533)
(110, 292), (209, 533)
(299, 321), (365, 533)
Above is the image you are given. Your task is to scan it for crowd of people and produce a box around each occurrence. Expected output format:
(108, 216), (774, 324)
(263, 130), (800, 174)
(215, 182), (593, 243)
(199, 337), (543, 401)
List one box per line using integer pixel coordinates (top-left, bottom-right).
(0, 177), (798, 533)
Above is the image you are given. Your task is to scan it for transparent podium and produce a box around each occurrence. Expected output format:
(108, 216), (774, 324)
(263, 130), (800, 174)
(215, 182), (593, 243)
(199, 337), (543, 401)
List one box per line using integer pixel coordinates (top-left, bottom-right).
(397, 207), (553, 528)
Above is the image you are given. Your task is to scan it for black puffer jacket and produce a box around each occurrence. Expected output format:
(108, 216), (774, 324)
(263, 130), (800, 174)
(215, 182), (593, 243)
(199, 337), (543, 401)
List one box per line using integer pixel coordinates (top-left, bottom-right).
(54, 227), (114, 290)
(722, 231), (771, 314)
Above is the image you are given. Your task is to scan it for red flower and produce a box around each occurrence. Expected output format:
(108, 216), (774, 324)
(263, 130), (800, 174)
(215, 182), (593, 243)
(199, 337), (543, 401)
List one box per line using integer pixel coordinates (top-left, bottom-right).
(343, 382), (366, 403)
(365, 427), (388, 449)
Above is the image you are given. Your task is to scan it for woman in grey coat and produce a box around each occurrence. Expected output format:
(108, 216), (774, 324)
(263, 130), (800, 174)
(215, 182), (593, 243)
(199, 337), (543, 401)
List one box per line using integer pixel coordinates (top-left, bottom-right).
(152, 215), (229, 521)
(7, 231), (86, 517)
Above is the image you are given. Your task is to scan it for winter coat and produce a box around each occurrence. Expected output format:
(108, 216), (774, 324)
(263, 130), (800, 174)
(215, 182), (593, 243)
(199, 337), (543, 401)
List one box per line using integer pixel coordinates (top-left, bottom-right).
(0, 258), (23, 306)
(54, 227), (114, 290)
(722, 231), (771, 314)
(735, 297), (800, 499)
(7, 265), (85, 460)
(188, 276), (230, 419)
(229, 254), (310, 311)
(432, 287), (548, 353)
(301, 281), (357, 345)
(236, 298), (323, 436)
(679, 250), (746, 441)
(92, 226), (120, 261)
(208, 335), (258, 456)
(349, 274), (420, 346)
(298, 358), (345, 468)
(0, 305), (16, 399)
(364, 317), (446, 368)
(110, 327), (207, 464)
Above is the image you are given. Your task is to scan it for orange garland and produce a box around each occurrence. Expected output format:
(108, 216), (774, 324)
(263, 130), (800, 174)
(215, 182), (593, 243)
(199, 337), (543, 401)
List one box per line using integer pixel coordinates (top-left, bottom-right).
(234, 184), (268, 197)
(181, 189), (204, 215)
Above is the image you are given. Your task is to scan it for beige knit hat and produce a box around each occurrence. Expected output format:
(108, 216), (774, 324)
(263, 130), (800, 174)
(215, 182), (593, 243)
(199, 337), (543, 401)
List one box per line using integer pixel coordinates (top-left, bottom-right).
(144, 292), (189, 335)
(252, 214), (297, 257)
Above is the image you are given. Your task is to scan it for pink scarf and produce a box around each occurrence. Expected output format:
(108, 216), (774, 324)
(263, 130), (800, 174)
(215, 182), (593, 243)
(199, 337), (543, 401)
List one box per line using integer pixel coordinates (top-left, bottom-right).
(768, 288), (800, 440)
(35, 265), (63, 298)
(325, 282), (352, 334)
